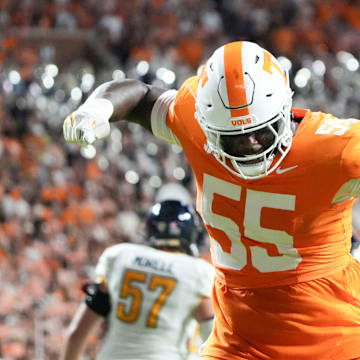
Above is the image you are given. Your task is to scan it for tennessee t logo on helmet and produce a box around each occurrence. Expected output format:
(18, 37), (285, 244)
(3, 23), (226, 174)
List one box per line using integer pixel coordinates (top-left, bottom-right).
(262, 50), (287, 84)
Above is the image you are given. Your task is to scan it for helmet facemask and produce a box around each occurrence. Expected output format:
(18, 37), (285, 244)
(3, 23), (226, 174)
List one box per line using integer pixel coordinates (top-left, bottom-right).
(197, 89), (293, 179)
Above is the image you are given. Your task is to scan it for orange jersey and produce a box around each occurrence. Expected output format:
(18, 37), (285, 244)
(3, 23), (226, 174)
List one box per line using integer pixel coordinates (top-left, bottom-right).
(151, 75), (360, 359)
(158, 76), (360, 289)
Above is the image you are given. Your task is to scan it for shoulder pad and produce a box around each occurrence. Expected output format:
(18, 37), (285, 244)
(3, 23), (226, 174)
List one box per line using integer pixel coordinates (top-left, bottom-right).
(291, 108), (309, 123)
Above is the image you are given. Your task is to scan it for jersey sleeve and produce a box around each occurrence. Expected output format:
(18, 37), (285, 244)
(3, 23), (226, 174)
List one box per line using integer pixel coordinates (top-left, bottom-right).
(340, 124), (360, 197)
(332, 179), (360, 203)
(95, 245), (119, 286)
(150, 89), (181, 145)
(95, 248), (110, 285)
(151, 77), (199, 147)
(342, 128), (360, 177)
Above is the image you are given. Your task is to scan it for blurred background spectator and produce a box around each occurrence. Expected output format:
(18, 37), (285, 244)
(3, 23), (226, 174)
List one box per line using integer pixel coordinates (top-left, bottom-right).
(1, 0), (360, 358)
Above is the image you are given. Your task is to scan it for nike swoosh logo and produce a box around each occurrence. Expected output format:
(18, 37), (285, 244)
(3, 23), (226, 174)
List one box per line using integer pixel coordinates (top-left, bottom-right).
(276, 165), (298, 175)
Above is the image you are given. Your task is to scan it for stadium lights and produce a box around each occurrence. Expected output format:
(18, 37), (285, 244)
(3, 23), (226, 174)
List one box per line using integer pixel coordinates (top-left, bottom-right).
(312, 60), (326, 76)
(346, 58), (359, 72)
(336, 51), (359, 71)
(45, 64), (59, 78)
(112, 69), (126, 81)
(125, 170), (139, 184)
(97, 155), (109, 171)
(156, 67), (176, 85)
(277, 56), (292, 72)
(9, 70), (21, 85)
(149, 175), (162, 188)
(110, 128), (123, 153)
(80, 144), (96, 159)
(146, 142), (158, 156)
(70, 87), (82, 101)
(294, 68), (311, 88)
(337, 50), (353, 64)
(173, 167), (185, 180)
(81, 73), (95, 92)
(136, 61), (150, 76)
(110, 140), (122, 153)
(42, 75), (54, 89)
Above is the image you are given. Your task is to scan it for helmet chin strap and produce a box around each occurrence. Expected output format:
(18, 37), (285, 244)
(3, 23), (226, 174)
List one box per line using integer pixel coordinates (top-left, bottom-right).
(232, 155), (273, 178)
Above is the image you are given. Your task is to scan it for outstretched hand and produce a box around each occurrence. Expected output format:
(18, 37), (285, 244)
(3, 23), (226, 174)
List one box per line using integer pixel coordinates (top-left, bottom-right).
(63, 100), (112, 146)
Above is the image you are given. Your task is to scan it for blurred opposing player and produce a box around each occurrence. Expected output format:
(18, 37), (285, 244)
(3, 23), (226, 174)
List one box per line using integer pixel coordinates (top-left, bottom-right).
(63, 41), (360, 359)
(61, 199), (214, 360)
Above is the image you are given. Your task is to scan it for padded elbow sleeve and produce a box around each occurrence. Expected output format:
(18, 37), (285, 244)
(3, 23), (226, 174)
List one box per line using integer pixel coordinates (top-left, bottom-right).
(82, 282), (111, 317)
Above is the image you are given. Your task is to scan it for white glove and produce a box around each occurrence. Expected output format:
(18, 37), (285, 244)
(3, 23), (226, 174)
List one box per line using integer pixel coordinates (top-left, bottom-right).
(63, 98), (114, 146)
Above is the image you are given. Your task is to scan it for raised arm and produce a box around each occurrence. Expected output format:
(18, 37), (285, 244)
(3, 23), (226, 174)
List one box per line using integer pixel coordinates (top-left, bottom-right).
(88, 79), (167, 130)
(63, 79), (167, 145)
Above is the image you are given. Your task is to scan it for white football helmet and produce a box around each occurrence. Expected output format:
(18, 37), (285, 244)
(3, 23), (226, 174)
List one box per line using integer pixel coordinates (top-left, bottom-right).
(195, 41), (293, 179)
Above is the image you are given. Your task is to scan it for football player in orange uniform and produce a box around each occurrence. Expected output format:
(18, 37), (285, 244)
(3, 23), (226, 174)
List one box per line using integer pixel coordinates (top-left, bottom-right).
(63, 41), (360, 360)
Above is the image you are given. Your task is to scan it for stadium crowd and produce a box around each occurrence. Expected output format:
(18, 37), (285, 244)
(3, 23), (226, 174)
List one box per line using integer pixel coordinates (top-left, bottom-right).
(1, 0), (360, 358)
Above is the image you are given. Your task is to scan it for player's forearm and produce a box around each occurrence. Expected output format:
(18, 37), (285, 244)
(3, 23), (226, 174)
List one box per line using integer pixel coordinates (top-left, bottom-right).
(61, 304), (103, 360)
(61, 335), (87, 360)
(86, 79), (166, 131)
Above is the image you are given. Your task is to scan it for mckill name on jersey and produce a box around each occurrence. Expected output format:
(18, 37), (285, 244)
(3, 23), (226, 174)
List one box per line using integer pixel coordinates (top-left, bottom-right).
(133, 256), (174, 274)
